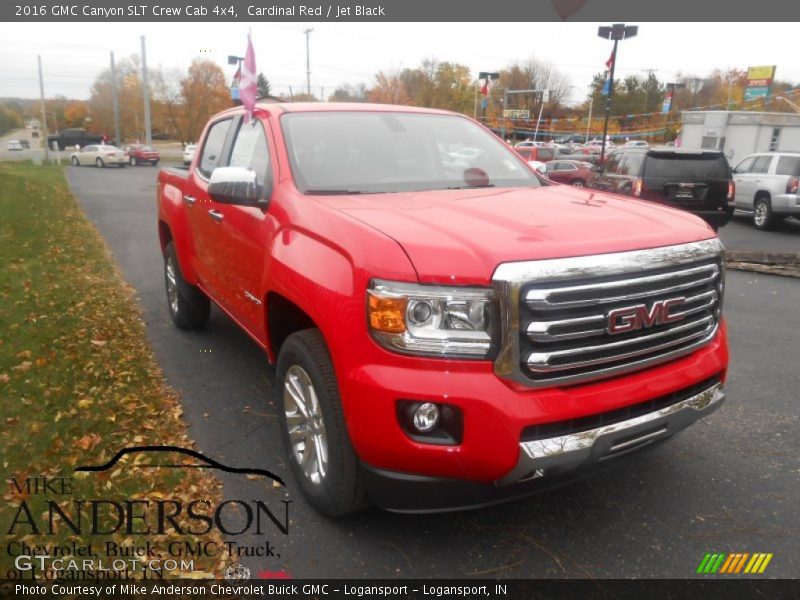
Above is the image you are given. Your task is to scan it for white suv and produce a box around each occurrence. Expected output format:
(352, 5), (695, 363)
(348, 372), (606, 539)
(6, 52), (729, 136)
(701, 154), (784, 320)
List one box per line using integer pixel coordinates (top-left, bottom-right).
(732, 152), (800, 230)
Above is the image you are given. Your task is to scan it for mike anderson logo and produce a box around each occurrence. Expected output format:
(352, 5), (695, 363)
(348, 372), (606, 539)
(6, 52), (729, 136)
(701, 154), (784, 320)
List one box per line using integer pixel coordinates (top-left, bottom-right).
(696, 552), (774, 574)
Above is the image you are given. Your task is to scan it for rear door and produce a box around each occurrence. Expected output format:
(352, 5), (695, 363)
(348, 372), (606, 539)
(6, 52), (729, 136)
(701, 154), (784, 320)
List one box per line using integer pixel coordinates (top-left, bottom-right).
(640, 151), (730, 212)
(184, 117), (236, 301)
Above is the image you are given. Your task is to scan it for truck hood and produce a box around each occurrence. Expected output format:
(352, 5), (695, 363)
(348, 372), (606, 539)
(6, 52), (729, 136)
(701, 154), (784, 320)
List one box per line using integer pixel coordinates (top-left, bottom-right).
(317, 185), (717, 285)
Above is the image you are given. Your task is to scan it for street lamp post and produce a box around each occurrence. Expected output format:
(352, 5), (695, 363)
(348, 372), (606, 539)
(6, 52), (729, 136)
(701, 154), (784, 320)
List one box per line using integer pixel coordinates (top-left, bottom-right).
(597, 23), (638, 162)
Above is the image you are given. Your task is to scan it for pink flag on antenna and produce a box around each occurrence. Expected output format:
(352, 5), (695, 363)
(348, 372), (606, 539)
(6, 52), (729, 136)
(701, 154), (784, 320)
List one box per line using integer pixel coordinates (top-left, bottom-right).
(241, 34), (257, 123)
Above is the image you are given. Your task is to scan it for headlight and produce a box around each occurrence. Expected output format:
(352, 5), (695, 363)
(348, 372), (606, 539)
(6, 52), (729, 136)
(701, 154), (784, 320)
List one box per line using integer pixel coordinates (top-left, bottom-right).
(367, 280), (497, 358)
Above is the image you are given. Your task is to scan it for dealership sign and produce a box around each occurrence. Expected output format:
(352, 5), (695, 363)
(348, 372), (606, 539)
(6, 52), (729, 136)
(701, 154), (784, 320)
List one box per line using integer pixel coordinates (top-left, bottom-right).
(744, 65), (776, 101)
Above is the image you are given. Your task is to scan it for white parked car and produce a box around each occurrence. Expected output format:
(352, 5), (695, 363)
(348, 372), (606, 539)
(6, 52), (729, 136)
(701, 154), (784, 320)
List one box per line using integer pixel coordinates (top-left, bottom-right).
(623, 140), (649, 148)
(731, 151), (800, 230)
(70, 145), (128, 168)
(515, 140), (545, 148)
(7, 140), (23, 151)
(183, 143), (197, 165)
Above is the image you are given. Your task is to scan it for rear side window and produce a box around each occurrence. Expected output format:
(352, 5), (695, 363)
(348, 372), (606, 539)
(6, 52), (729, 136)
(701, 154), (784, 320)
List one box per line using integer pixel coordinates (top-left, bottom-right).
(619, 153), (644, 175)
(751, 156), (772, 174)
(643, 154), (729, 179)
(776, 156), (800, 176)
(198, 118), (232, 179)
(537, 148), (556, 161)
(229, 120), (271, 188)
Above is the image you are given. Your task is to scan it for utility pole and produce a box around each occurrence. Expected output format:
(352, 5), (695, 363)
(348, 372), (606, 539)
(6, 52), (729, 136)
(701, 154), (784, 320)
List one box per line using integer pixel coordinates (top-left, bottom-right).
(110, 52), (121, 147)
(37, 55), (49, 163)
(140, 35), (152, 146)
(585, 96), (593, 143)
(597, 23), (639, 162)
(303, 28), (313, 97)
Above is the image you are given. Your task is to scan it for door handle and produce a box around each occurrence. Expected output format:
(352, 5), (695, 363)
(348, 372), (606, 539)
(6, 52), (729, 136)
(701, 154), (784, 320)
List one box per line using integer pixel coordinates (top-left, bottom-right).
(182, 195), (196, 205)
(208, 209), (224, 223)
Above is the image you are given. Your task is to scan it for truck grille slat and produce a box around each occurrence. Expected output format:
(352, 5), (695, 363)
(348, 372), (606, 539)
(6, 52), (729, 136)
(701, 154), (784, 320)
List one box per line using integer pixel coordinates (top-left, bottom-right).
(527, 316), (715, 372)
(492, 239), (725, 387)
(526, 263), (719, 310)
(527, 289), (717, 343)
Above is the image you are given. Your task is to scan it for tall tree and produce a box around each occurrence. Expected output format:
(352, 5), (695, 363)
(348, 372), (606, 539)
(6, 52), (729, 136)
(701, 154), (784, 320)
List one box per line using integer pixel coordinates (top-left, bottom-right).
(257, 73), (271, 98)
(180, 59), (231, 142)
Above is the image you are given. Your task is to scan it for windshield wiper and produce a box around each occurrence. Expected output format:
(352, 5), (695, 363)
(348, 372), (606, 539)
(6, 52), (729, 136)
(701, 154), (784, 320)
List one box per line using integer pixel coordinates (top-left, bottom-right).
(304, 189), (365, 195)
(444, 184), (495, 190)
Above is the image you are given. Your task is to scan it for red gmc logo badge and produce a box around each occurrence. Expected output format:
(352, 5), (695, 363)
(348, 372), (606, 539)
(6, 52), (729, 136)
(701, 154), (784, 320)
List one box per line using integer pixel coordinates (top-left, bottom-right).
(607, 297), (686, 335)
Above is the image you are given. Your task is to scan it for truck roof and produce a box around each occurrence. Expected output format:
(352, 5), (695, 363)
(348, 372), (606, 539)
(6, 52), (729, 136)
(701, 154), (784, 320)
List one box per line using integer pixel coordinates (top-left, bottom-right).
(216, 101), (457, 118)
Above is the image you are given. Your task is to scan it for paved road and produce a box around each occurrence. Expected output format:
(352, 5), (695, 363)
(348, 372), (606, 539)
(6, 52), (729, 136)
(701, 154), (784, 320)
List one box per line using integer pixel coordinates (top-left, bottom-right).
(720, 212), (800, 255)
(67, 166), (799, 578)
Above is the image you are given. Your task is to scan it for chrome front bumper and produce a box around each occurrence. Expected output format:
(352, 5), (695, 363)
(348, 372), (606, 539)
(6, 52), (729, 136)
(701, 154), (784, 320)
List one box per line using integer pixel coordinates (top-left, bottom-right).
(499, 382), (725, 485)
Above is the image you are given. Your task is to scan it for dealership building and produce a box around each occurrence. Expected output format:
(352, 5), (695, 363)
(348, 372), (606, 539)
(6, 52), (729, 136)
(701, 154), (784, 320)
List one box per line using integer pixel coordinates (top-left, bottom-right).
(680, 110), (800, 165)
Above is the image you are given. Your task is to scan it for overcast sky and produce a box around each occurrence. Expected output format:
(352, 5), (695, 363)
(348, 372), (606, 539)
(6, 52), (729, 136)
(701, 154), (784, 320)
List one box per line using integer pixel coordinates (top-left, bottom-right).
(1, 22), (799, 104)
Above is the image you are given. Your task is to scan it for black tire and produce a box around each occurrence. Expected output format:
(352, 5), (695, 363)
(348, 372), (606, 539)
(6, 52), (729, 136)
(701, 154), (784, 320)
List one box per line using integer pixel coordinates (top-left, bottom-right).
(275, 329), (367, 516)
(164, 242), (210, 330)
(71, 157), (79, 166)
(571, 178), (586, 187)
(151, 160), (159, 166)
(118, 164), (126, 168)
(130, 156), (137, 166)
(95, 158), (104, 168)
(753, 196), (778, 230)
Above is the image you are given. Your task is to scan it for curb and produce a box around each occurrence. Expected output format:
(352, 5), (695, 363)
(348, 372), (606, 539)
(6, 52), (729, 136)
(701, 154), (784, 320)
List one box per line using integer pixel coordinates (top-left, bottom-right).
(725, 250), (800, 278)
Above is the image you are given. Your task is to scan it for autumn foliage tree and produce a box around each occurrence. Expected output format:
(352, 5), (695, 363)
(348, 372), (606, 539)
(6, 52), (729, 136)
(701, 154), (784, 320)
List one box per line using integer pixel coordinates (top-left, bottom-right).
(180, 59), (230, 142)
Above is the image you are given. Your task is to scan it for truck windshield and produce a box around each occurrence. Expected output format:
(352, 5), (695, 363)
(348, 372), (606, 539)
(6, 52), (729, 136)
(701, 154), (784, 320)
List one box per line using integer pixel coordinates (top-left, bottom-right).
(281, 111), (541, 194)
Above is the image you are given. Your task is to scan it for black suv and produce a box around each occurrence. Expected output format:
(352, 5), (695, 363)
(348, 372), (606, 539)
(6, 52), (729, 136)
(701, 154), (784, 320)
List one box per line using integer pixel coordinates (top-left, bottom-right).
(591, 148), (735, 230)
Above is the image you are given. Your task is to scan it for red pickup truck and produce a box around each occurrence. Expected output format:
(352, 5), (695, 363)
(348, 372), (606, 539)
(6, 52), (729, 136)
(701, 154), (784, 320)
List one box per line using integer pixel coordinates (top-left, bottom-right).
(157, 102), (728, 515)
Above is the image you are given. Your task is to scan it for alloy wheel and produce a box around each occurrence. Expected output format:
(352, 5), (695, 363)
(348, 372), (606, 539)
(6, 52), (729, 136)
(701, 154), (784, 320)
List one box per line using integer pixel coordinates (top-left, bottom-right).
(283, 365), (328, 485)
(165, 256), (179, 315)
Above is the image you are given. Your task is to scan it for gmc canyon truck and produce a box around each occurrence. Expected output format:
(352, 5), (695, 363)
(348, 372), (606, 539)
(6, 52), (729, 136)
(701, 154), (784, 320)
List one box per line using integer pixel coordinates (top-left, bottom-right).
(157, 103), (729, 515)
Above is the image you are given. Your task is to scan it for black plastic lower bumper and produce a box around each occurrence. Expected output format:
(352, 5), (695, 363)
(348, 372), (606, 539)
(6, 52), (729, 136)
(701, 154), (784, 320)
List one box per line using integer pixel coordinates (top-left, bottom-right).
(361, 440), (665, 514)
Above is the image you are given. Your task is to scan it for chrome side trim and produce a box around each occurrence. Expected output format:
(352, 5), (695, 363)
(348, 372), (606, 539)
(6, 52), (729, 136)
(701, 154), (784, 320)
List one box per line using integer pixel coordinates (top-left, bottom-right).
(497, 382), (725, 485)
(491, 238), (725, 387)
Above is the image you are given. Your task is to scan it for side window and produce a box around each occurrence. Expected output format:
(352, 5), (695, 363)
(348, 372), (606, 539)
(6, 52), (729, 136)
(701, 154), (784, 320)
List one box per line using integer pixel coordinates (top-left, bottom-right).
(229, 120), (271, 189)
(604, 153), (622, 174)
(776, 156), (800, 176)
(734, 156), (755, 174)
(751, 156), (772, 174)
(198, 119), (232, 179)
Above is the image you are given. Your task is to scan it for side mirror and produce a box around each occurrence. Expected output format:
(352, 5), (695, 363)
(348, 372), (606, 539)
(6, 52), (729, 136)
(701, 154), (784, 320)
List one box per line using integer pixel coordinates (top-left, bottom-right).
(208, 166), (268, 207)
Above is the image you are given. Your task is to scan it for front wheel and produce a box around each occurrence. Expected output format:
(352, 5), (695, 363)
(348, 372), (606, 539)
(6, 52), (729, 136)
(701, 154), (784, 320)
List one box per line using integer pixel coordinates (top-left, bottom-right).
(71, 157), (79, 166)
(164, 242), (210, 330)
(95, 158), (104, 168)
(571, 179), (586, 188)
(276, 329), (366, 516)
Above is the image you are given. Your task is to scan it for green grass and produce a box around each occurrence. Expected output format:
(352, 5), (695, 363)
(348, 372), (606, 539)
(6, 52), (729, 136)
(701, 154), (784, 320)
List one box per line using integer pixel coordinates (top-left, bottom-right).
(0, 162), (226, 578)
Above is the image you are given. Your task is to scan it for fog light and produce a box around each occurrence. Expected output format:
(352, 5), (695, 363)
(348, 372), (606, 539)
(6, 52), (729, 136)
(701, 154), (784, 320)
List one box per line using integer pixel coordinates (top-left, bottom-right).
(412, 402), (440, 432)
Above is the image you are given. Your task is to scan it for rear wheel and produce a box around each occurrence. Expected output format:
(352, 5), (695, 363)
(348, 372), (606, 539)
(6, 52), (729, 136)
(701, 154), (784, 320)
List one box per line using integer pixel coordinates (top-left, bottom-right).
(276, 329), (366, 516)
(571, 179), (586, 187)
(151, 160), (159, 166)
(753, 196), (779, 230)
(71, 157), (79, 166)
(130, 156), (138, 166)
(95, 158), (104, 168)
(164, 242), (210, 330)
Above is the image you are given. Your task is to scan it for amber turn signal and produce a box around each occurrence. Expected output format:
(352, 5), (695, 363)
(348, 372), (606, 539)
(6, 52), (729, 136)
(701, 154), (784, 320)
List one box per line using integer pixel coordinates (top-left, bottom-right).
(368, 294), (407, 333)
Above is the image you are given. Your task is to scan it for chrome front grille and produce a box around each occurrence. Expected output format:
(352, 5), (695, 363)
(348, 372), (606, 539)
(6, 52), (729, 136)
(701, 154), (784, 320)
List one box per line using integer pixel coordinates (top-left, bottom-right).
(492, 239), (725, 387)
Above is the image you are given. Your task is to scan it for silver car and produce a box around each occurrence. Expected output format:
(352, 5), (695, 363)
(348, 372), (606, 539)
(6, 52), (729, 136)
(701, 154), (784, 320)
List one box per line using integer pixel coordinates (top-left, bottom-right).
(732, 152), (800, 229)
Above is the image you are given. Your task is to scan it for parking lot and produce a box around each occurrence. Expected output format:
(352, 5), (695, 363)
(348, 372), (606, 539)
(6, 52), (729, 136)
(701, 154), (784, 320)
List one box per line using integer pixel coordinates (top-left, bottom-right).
(63, 165), (799, 578)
